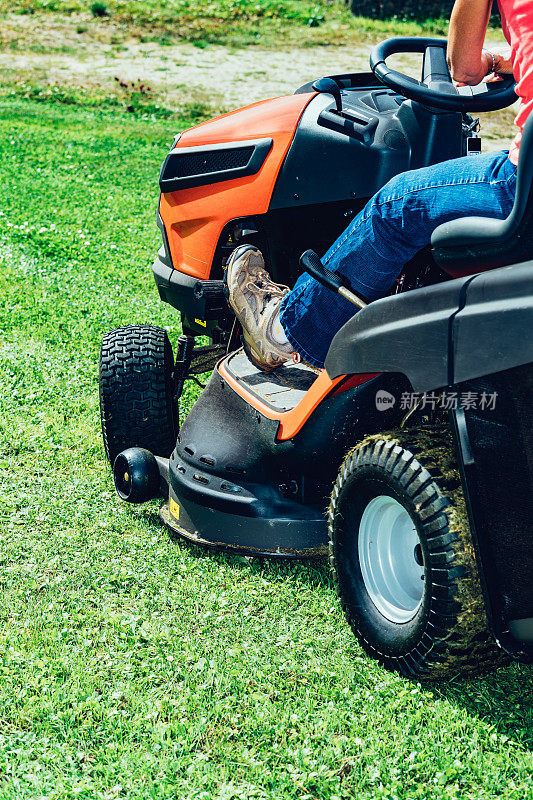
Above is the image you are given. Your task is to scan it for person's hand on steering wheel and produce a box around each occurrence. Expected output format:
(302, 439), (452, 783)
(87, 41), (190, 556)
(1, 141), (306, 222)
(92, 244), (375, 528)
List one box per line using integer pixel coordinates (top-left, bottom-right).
(448, 0), (513, 85)
(369, 0), (517, 113)
(484, 49), (514, 81)
(455, 48), (514, 87)
(490, 50), (514, 76)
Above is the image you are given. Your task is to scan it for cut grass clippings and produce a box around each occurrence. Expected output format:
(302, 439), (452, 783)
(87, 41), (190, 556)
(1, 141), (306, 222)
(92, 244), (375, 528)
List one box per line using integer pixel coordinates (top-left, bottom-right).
(0, 95), (532, 799)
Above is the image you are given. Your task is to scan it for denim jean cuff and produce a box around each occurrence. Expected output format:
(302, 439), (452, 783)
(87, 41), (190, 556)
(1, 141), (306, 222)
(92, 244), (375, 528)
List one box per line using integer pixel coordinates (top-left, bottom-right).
(279, 294), (326, 369)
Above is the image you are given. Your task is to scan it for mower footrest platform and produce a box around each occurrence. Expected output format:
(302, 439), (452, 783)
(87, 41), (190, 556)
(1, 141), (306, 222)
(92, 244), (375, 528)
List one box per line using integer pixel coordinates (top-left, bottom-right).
(225, 349), (318, 412)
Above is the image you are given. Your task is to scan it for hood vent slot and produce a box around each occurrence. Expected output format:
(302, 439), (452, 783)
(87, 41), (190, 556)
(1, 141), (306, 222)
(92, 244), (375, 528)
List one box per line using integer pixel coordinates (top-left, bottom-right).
(159, 138), (273, 192)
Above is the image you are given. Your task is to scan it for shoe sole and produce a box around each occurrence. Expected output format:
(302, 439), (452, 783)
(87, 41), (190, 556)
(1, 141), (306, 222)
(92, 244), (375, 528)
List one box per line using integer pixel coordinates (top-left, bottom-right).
(223, 244), (260, 302)
(224, 244), (260, 279)
(242, 338), (279, 374)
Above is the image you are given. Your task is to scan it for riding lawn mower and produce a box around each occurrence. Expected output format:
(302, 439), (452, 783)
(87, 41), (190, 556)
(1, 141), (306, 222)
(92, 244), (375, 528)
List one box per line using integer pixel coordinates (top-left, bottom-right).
(99, 37), (533, 680)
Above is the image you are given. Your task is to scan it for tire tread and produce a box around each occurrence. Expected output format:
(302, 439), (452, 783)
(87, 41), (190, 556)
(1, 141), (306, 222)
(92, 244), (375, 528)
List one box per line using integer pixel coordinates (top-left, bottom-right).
(99, 325), (177, 465)
(328, 423), (507, 681)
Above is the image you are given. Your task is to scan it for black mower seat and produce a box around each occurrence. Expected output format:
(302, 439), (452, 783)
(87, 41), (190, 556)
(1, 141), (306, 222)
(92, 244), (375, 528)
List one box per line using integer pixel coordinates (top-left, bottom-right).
(432, 113), (533, 272)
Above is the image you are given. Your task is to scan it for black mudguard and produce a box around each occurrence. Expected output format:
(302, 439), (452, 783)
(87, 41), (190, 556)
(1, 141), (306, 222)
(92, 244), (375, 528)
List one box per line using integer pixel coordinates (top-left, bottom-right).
(453, 365), (533, 661)
(324, 261), (533, 392)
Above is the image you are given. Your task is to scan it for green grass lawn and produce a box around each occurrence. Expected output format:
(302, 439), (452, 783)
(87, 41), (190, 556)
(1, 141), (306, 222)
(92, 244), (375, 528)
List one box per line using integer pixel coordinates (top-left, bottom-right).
(0, 0), (503, 48)
(0, 96), (532, 800)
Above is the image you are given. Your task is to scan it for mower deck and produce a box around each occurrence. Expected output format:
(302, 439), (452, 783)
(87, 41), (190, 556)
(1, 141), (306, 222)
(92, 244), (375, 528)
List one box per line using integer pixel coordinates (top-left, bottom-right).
(157, 348), (330, 559)
(159, 497), (327, 559)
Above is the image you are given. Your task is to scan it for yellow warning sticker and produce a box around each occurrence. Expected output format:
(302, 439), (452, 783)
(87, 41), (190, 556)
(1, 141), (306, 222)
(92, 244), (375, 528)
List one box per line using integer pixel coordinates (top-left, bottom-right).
(169, 497), (180, 519)
(194, 318), (207, 328)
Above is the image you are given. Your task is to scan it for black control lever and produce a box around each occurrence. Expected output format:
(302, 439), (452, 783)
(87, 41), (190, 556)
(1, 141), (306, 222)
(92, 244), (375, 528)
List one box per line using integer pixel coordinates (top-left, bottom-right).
(312, 78), (342, 113)
(300, 250), (367, 309)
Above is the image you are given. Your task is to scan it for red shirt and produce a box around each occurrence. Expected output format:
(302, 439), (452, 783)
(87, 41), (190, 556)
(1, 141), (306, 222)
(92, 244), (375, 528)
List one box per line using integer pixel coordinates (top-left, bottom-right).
(498, 0), (533, 164)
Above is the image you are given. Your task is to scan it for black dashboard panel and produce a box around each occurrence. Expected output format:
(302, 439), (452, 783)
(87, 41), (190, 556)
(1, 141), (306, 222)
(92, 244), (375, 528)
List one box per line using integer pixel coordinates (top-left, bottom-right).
(269, 89), (464, 210)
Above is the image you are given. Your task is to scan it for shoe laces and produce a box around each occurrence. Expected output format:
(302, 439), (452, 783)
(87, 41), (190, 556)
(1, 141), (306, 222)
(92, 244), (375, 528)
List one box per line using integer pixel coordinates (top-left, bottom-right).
(245, 273), (289, 314)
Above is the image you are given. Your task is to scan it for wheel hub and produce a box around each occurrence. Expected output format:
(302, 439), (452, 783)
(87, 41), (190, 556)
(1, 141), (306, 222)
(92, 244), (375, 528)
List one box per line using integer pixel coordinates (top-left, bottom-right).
(358, 495), (424, 623)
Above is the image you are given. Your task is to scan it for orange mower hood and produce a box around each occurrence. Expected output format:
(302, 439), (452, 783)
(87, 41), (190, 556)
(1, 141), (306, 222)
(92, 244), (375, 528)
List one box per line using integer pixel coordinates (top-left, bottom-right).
(159, 93), (314, 280)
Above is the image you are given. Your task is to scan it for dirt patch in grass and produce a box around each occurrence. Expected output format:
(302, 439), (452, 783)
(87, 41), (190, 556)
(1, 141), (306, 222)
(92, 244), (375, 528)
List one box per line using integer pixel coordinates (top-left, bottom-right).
(0, 12), (515, 150)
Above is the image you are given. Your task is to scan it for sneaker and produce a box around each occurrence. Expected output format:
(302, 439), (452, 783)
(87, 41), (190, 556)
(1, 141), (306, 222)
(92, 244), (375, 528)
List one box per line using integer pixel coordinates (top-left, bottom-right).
(225, 245), (299, 372)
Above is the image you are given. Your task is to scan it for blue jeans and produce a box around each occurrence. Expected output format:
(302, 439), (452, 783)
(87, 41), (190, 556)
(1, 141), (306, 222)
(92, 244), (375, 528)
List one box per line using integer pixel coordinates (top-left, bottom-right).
(279, 151), (517, 368)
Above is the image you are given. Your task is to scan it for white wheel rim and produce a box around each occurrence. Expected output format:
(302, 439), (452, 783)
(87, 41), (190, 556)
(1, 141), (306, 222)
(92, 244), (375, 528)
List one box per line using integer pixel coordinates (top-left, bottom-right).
(358, 495), (425, 623)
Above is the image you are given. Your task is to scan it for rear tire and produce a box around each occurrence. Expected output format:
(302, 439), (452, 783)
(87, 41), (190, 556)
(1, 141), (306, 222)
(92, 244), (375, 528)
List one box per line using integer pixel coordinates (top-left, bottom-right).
(328, 424), (507, 680)
(99, 325), (178, 465)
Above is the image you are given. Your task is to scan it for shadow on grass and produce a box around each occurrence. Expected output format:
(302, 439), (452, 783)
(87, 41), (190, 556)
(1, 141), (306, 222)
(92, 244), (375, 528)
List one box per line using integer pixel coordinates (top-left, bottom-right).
(432, 663), (533, 750)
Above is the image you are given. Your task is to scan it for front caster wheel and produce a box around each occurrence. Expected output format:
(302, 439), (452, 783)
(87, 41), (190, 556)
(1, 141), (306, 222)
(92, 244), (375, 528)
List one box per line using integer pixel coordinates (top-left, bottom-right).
(328, 425), (507, 681)
(113, 447), (161, 504)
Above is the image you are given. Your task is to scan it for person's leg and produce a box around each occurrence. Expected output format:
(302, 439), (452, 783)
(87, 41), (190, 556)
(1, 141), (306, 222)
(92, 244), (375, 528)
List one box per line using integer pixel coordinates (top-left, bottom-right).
(279, 150), (517, 367)
(226, 150), (516, 371)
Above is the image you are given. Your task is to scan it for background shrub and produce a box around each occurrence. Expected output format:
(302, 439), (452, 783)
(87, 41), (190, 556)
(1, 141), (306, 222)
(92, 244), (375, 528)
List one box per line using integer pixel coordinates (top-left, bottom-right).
(90, 1), (109, 17)
(348, 0), (500, 22)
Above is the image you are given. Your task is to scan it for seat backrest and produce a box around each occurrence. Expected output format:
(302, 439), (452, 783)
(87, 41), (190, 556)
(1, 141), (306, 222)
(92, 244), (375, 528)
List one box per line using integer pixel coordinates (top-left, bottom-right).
(432, 112), (533, 274)
(506, 110), (533, 236)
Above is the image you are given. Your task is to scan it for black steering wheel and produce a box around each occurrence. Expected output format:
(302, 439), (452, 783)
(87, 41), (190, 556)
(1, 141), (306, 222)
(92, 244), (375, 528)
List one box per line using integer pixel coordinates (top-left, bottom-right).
(370, 37), (517, 112)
